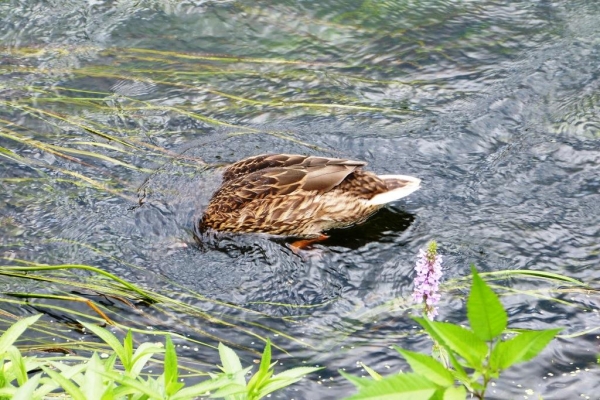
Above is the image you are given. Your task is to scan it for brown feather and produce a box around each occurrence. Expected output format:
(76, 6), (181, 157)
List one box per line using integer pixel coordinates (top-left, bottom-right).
(200, 153), (419, 238)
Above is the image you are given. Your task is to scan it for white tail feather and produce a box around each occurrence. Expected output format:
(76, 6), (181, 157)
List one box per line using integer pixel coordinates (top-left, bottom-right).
(366, 175), (421, 206)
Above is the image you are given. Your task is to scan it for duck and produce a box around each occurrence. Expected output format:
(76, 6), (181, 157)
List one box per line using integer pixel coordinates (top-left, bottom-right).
(199, 154), (420, 248)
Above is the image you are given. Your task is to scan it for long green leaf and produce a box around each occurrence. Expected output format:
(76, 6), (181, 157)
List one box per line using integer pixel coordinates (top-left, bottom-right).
(164, 335), (184, 396)
(246, 338), (272, 392)
(209, 382), (247, 398)
(395, 348), (454, 387)
(7, 346), (27, 386)
(123, 330), (134, 370)
(257, 367), (322, 399)
(345, 373), (437, 400)
(12, 372), (41, 400)
(0, 315), (42, 353)
(42, 366), (87, 400)
(467, 266), (507, 341)
(96, 370), (160, 399)
(80, 323), (126, 367)
(131, 342), (165, 379)
(82, 353), (106, 400)
(360, 363), (382, 380)
(172, 374), (233, 400)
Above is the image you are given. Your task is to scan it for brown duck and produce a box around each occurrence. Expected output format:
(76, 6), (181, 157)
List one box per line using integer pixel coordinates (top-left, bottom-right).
(199, 154), (420, 248)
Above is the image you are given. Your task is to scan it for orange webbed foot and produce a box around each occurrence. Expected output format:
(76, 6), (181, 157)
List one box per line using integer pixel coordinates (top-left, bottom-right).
(289, 234), (329, 255)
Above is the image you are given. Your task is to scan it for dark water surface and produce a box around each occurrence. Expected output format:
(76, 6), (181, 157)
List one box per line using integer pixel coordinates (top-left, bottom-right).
(1, 1), (599, 398)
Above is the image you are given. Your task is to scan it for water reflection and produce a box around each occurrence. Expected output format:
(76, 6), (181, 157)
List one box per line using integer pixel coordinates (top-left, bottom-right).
(1, 0), (600, 398)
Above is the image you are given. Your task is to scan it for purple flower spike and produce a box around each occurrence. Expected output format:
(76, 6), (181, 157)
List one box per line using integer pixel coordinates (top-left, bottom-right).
(412, 241), (443, 320)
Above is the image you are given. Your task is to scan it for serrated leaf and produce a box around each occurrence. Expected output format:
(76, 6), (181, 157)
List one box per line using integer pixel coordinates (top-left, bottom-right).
(443, 386), (467, 400)
(414, 317), (488, 369)
(395, 348), (454, 387)
(467, 266), (507, 341)
(345, 373), (437, 400)
(0, 315), (42, 353)
(490, 329), (561, 371)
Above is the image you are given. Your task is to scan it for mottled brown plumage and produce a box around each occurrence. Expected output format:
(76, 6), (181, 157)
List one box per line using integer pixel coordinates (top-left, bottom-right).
(199, 154), (421, 238)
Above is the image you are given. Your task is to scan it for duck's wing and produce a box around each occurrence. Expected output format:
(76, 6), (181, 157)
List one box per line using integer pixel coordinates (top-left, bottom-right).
(222, 154), (366, 182)
(212, 162), (364, 213)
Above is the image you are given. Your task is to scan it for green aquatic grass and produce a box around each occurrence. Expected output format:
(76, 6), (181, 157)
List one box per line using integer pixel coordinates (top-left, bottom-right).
(0, 260), (313, 353)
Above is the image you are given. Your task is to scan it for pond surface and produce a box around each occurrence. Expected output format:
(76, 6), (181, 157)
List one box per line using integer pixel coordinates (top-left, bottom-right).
(1, 0), (599, 398)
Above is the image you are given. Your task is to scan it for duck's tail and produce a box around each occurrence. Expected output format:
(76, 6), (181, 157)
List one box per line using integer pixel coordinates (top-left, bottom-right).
(366, 175), (421, 206)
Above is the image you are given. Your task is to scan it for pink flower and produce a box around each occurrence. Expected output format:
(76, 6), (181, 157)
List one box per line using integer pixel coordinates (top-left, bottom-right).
(412, 241), (442, 320)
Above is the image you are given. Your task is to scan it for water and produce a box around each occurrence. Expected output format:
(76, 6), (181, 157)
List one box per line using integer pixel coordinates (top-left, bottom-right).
(1, 1), (599, 398)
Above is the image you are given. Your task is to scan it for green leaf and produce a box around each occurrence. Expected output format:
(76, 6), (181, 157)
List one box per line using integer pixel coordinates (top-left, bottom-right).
(131, 342), (164, 379)
(7, 346), (27, 386)
(12, 372), (41, 400)
(490, 329), (561, 371)
(345, 373), (437, 400)
(164, 335), (182, 396)
(247, 339), (273, 395)
(123, 330), (134, 369)
(360, 363), (383, 380)
(395, 348), (454, 387)
(172, 374), (232, 400)
(257, 367), (322, 399)
(82, 353), (105, 400)
(209, 382), (247, 398)
(96, 370), (160, 399)
(443, 386), (467, 400)
(218, 343), (245, 386)
(467, 266), (507, 341)
(34, 362), (86, 398)
(414, 317), (488, 369)
(42, 366), (87, 400)
(0, 315), (42, 353)
(259, 339), (271, 377)
(80, 323), (126, 367)
(339, 370), (374, 390)
(272, 366), (322, 380)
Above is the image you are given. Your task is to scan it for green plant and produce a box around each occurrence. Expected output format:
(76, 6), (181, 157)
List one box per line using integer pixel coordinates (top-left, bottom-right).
(342, 266), (562, 399)
(0, 315), (321, 399)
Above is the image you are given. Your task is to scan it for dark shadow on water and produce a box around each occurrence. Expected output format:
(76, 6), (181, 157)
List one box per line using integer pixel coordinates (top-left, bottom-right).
(305, 207), (416, 251)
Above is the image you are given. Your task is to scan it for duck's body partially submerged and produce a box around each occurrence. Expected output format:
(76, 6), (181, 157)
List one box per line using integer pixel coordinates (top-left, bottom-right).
(199, 154), (420, 238)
